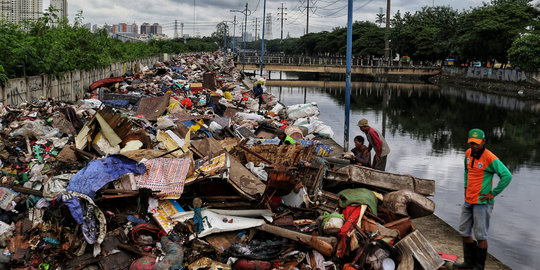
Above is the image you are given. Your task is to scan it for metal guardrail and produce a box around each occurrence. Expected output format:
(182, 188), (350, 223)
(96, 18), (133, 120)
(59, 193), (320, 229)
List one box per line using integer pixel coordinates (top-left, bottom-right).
(236, 55), (439, 68)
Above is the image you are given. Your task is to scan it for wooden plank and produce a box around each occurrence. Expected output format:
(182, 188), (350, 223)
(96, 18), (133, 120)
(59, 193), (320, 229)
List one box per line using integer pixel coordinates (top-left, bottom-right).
(227, 153), (266, 200)
(136, 93), (171, 121)
(395, 230), (444, 270)
(190, 138), (265, 201)
(326, 165), (435, 196)
(316, 191), (340, 213)
(257, 223), (337, 246)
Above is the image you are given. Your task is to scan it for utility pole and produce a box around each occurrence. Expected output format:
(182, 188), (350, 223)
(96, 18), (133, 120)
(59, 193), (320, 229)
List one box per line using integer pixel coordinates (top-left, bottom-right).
(254, 17), (258, 40)
(174, 20), (178, 38)
(384, 0), (391, 60)
(193, 0), (196, 37)
(223, 21), (228, 55)
(306, 0), (310, 34)
(278, 3), (287, 41)
(244, 2), (248, 72)
(232, 16), (237, 55)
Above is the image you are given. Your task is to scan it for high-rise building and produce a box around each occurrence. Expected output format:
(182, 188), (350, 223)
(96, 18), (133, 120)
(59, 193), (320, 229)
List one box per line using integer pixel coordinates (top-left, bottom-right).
(118, 22), (127, 33)
(140, 22), (151, 34)
(150, 23), (162, 35)
(1, 0), (42, 23)
(49, 0), (67, 26)
(82, 22), (90, 30)
(265, 13), (273, 40)
(92, 24), (97, 33)
(131, 22), (137, 34)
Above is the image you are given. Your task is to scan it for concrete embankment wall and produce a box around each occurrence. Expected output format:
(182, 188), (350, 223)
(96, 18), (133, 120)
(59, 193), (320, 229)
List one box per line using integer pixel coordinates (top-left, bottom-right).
(442, 66), (540, 85)
(0, 55), (165, 106)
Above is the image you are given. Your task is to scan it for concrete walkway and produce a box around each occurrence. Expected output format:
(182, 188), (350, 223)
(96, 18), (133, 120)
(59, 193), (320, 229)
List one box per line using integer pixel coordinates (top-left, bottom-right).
(412, 215), (510, 270)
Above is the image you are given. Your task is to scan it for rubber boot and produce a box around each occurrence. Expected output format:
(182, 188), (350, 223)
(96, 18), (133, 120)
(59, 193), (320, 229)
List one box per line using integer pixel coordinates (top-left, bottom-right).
(453, 242), (477, 269)
(473, 247), (487, 270)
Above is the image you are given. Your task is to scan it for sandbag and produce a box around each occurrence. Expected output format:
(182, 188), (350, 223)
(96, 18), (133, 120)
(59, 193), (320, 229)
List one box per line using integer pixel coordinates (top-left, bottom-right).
(382, 190), (434, 218)
(286, 103), (320, 121)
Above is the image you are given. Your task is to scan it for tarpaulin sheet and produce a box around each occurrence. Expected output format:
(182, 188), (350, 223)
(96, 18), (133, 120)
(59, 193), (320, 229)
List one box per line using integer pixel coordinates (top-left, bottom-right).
(135, 158), (192, 199)
(67, 155), (147, 198)
(169, 209), (267, 238)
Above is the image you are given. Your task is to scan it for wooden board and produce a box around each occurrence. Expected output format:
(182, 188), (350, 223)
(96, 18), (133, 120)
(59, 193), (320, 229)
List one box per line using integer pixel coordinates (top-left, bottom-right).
(190, 138), (265, 201)
(326, 165), (435, 196)
(395, 230), (444, 270)
(136, 93), (171, 121)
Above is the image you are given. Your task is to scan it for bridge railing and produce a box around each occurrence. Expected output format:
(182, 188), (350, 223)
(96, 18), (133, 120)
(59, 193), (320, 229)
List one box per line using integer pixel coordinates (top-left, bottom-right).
(235, 55), (437, 68)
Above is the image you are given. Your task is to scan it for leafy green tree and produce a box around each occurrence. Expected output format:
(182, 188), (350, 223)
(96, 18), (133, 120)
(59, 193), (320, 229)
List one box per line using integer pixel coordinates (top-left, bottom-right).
(0, 13), (218, 80)
(508, 32), (540, 70)
(352, 21), (385, 56)
(212, 22), (229, 43)
(455, 0), (537, 62)
(376, 9), (385, 27)
(390, 7), (459, 62)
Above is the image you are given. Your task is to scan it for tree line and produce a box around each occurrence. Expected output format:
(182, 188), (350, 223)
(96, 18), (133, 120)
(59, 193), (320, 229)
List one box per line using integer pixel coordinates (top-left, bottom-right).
(239, 0), (539, 71)
(0, 10), (218, 85)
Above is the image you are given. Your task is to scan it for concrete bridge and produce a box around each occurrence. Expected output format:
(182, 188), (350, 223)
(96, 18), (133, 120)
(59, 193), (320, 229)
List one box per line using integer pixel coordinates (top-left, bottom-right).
(236, 55), (441, 76)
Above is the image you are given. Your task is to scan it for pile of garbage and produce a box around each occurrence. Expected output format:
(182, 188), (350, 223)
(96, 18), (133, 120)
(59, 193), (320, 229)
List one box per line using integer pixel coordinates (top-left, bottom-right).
(0, 52), (443, 270)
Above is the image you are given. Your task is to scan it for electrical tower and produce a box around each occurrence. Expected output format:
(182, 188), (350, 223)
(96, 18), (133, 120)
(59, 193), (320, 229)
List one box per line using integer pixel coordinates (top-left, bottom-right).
(265, 13), (273, 40)
(252, 18), (259, 41)
(277, 3), (287, 40)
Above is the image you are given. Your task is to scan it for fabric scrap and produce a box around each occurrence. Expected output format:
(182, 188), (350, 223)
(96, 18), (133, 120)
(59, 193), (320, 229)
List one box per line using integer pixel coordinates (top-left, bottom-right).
(67, 154), (147, 199)
(135, 158), (192, 199)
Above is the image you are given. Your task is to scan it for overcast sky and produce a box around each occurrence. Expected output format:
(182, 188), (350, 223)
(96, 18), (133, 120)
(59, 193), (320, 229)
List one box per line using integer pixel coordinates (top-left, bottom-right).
(58, 0), (531, 38)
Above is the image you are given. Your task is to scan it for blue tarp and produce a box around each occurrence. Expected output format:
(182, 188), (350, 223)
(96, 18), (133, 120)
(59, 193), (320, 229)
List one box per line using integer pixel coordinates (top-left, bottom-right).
(67, 154), (147, 199)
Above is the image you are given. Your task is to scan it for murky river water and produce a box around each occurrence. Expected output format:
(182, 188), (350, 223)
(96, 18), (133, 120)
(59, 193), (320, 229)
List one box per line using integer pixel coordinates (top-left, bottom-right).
(264, 72), (540, 270)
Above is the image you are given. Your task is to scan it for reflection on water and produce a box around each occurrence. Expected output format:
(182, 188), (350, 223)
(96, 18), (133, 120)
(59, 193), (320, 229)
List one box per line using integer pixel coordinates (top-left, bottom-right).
(266, 79), (540, 270)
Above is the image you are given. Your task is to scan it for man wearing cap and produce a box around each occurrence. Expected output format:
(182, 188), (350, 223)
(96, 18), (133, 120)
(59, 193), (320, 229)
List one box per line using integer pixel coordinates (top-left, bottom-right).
(357, 118), (390, 171)
(455, 129), (512, 270)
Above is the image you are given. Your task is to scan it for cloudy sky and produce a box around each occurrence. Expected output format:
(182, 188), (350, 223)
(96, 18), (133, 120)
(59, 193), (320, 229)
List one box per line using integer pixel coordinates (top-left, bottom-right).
(58, 0), (501, 38)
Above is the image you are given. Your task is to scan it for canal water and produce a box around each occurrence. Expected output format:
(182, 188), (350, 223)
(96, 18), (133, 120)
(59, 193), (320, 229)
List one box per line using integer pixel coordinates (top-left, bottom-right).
(264, 73), (540, 270)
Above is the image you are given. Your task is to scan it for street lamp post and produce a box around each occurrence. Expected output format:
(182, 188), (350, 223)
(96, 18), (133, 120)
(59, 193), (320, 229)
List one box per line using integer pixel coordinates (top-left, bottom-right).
(230, 2), (250, 74)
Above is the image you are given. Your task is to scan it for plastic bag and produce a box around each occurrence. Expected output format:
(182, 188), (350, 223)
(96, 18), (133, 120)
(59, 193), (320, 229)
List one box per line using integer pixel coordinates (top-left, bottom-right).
(322, 212), (345, 235)
(245, 162), (268, 181)
(155, 116), (176, 130)
(11, 120), (59, 139)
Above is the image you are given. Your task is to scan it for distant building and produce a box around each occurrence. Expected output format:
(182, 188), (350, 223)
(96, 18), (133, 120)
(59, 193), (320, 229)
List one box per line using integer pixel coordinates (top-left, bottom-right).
(1, 0), (42, 23)
(150, 23), (162, 35)
(140, 22), (151, 34)
(130, 23), (137, 34)
(92, 24), (97, 32)
(49, 0), (67, 26)
(82, 22), (91, 30)
(118, 22), (127, 33)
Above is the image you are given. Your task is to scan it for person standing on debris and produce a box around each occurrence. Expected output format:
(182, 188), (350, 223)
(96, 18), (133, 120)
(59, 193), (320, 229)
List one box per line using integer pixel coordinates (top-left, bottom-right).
(357, 118), (390, 171)
(455, 129), (512, 270)
(351, 136), (371, 167)
(253, 83), (264, 105)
